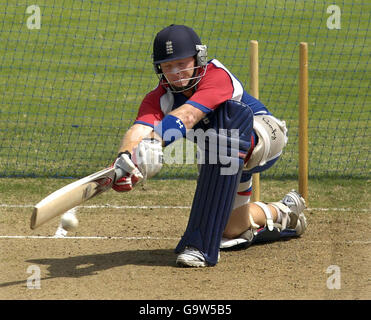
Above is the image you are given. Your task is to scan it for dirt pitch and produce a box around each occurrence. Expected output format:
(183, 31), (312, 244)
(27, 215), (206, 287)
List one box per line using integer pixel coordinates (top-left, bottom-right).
(0, 178), (370, 300)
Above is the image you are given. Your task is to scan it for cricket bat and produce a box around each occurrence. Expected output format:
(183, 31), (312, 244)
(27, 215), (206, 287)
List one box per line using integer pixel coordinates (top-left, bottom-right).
(30, 167), (116, 230)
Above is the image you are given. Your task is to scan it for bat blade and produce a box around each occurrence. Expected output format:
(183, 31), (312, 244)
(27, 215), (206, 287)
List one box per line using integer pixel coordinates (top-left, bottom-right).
(30, 167), (116, 230)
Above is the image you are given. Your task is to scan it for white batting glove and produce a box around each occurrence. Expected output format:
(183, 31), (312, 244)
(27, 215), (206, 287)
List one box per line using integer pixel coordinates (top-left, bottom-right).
(133, 138), (163, 179)
(112, 151), (143, 192)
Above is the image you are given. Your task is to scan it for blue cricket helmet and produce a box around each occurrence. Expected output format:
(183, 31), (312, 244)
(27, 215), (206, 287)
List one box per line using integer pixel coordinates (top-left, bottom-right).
(153, 24), (207, 74)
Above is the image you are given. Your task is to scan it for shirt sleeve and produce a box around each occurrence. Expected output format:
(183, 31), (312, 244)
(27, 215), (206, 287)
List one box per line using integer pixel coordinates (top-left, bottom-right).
(186, 66), (234, 113)
(134, 85), (165, 128)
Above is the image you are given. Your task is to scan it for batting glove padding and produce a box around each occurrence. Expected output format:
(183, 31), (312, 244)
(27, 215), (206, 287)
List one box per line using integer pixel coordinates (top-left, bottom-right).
(133, 138), (163, 179)
(112, 172), (141, 192)
(112, 151), (143, 192)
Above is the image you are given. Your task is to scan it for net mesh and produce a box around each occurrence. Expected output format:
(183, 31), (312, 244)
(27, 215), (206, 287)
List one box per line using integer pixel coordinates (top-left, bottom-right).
(1, 0), (370, 178)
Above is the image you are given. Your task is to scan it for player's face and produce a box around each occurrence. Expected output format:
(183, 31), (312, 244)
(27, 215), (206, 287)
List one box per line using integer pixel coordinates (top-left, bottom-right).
(160, 57), (196, 89)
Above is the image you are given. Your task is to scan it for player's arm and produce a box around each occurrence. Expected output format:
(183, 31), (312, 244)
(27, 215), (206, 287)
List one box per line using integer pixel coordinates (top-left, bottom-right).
(114, 103), (204, 192)
(168, 103), (206, 130)
(119, 104), (205, 149)
(151, 103), (206, 146)
(117, 123), (154, 154)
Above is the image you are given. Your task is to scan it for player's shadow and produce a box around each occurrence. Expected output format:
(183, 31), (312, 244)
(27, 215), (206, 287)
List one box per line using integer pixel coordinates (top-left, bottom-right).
(0, 249), (175, 288)
(32, 248), (175, 277)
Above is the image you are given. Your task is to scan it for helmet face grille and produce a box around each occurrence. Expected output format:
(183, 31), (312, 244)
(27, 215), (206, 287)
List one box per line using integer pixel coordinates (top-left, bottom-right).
(153, 24), (202, 65)
(156, 65), (207, 93)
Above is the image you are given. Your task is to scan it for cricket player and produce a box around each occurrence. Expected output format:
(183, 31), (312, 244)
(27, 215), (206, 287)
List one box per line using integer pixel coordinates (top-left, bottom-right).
(112, 24), (307, 267)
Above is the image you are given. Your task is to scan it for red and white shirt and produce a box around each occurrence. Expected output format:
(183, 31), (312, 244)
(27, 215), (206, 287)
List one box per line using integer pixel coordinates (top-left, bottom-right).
(134, 59), (270, 128)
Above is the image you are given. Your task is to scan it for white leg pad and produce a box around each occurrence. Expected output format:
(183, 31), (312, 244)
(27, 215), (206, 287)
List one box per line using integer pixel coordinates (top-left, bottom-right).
(233, 193), (251, 210)
(254, 201), (274, 231)
(271, 202), (291, 230)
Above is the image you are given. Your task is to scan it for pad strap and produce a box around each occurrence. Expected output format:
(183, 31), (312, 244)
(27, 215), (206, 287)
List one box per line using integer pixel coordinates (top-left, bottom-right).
(254, 201), (274, 231)
(248, 212), (260, 230)
(271, 202), (291, 230)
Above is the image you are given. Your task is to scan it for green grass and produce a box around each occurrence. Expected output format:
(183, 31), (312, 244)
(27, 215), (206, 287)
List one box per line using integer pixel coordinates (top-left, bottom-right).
(0, 0), (370, 178)
(0, 177), (369, 212)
